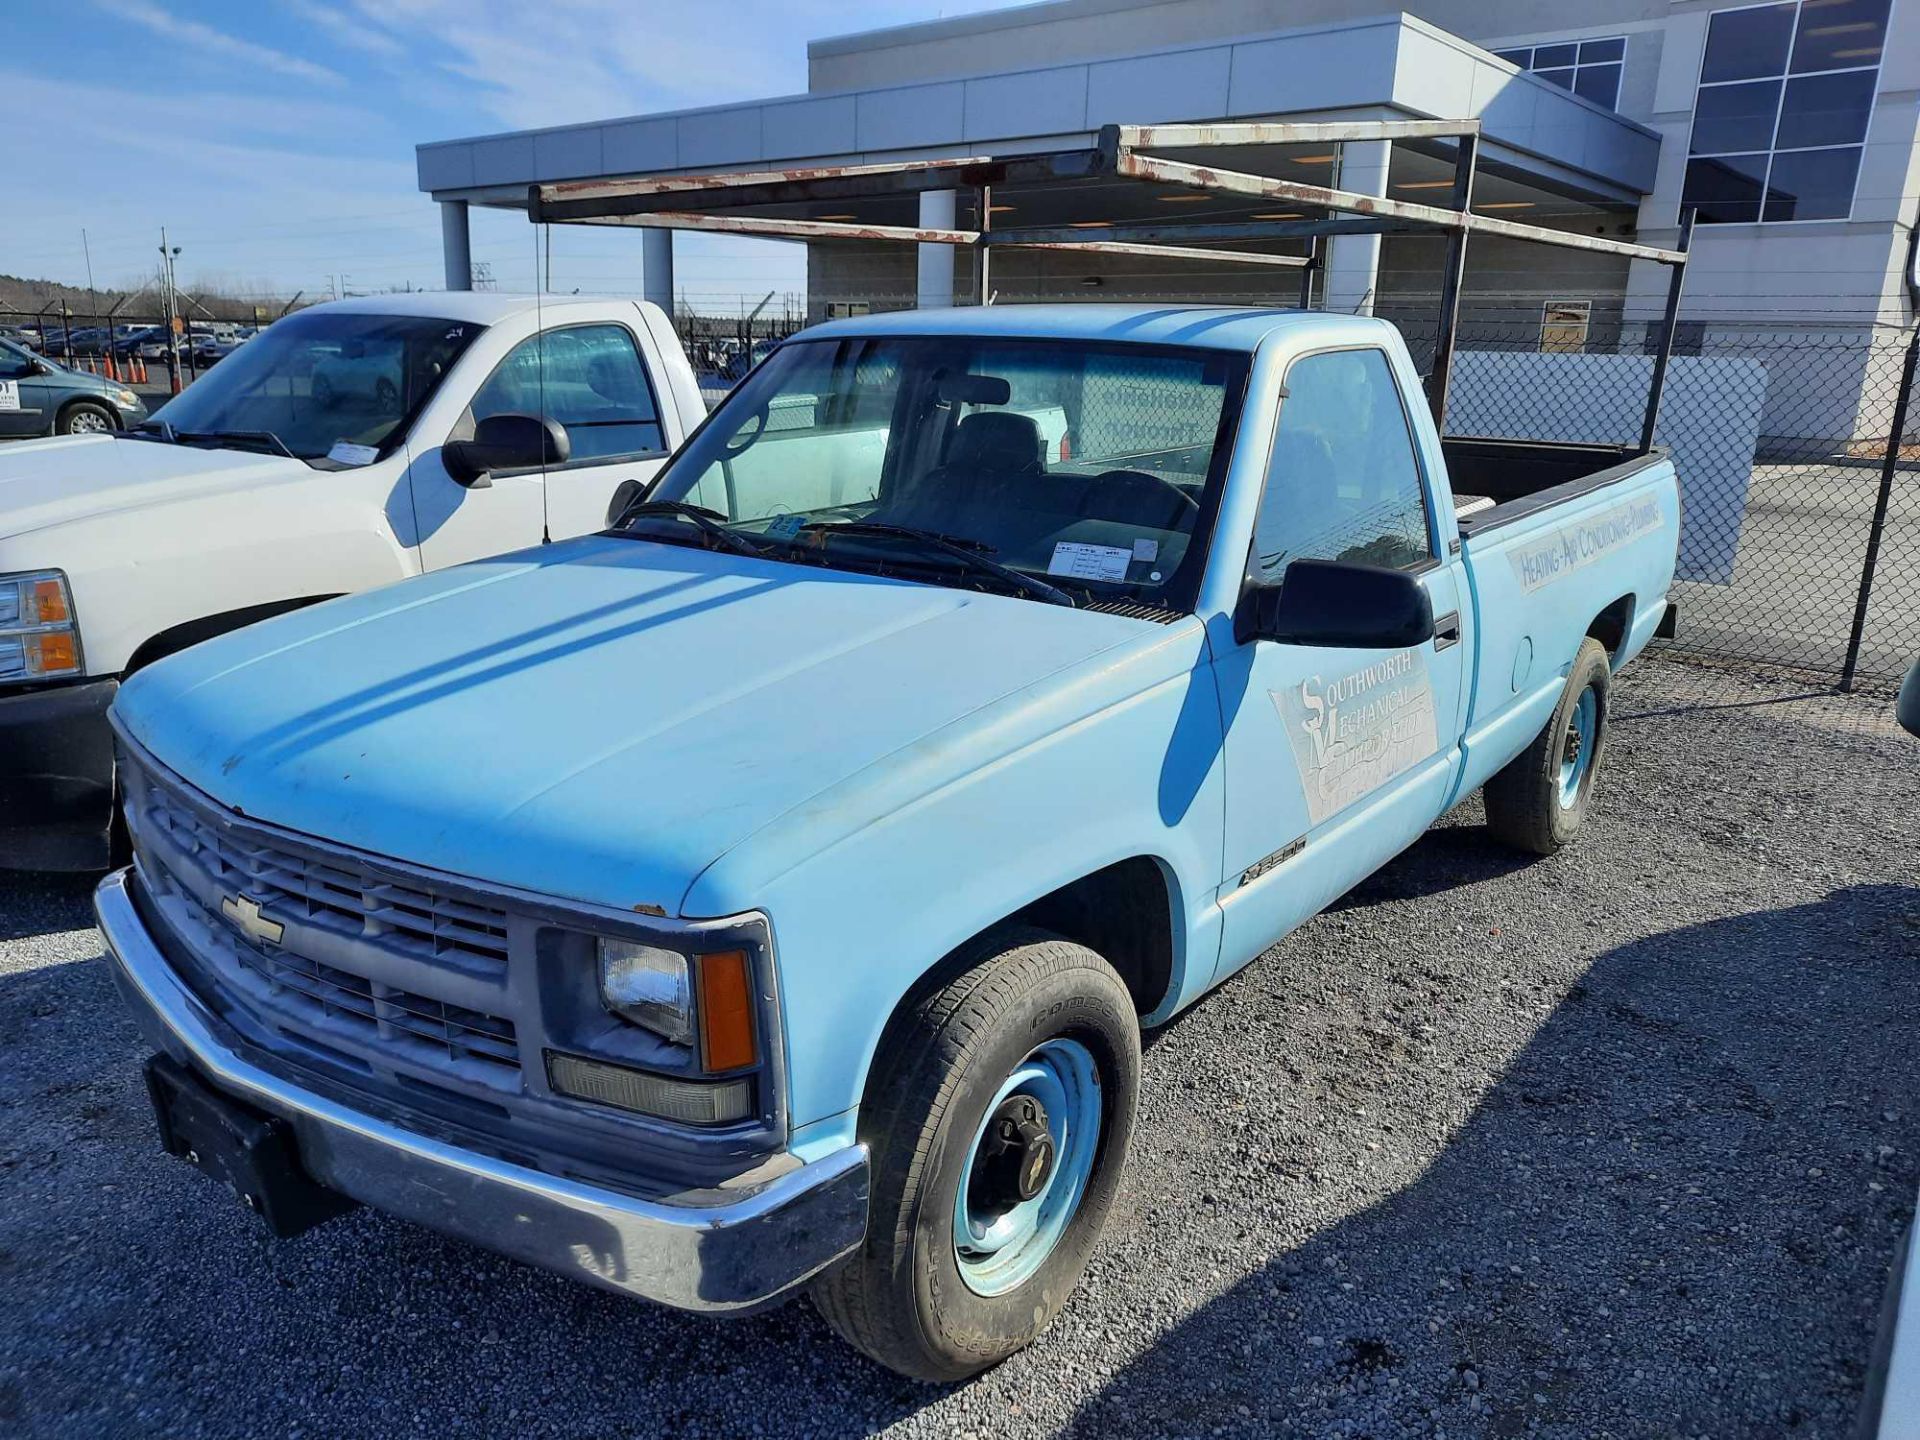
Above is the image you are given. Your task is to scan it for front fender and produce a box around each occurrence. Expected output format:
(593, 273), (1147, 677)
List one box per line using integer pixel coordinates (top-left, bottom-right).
(684, 621), (1229, 1143)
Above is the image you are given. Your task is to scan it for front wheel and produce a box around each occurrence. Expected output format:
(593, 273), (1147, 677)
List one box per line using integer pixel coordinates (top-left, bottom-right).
(58, 400), (116, 435)
(1484, 635), (1612, 855)
(812, 930), (1140, 1381)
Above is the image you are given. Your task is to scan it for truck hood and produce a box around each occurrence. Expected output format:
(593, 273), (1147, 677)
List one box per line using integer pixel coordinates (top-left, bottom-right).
(115, 537), (1150, 915)
(0, 433), (307, 541)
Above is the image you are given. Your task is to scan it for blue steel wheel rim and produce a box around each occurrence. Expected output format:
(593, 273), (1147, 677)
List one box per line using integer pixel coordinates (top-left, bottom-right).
(1558, 685), (1598, 808)
(952, 1036), (1103, 1297)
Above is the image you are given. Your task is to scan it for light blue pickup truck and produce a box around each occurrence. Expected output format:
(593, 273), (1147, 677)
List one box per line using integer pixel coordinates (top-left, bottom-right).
(94, 304), (1679, 1380)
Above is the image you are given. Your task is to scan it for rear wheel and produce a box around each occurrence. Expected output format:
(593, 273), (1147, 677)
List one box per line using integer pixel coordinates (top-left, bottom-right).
(812, 930), (1139, 1381)
(1484, 636), (1612, 855)
(58, 400), (116, 435)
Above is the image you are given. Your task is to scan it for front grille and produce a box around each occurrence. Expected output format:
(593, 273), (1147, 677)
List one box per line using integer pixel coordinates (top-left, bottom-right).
(142, 780), (510, 972)
(122, 750), (523, 1093)
(166, 877), (520, 1077)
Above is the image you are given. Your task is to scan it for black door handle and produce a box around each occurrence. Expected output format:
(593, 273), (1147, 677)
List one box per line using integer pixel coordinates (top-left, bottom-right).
(1433, 611), (1461, 651)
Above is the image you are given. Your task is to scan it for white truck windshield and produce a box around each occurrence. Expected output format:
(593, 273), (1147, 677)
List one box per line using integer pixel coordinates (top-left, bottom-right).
(642, 335), (1247, 609)
(143, 311), (484, 463)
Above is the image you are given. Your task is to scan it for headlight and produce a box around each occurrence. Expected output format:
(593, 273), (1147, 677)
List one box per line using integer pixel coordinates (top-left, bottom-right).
(598, 939), (694, 1045)
(112, 388), (140, 407)
(0, 570), (82, 683)
(597, 937), (760, 1071)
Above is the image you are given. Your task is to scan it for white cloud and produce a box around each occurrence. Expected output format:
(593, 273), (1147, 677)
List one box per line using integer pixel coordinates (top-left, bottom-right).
(278, 0), (409, 59)
(90, 0), (346, 86)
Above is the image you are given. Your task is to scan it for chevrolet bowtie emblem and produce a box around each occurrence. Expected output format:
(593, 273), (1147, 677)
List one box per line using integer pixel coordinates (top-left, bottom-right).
(221, 893), (284, 946)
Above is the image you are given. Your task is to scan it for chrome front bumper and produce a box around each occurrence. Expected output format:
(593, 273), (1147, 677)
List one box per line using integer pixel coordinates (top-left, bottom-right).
(95, 868), (869, 1315)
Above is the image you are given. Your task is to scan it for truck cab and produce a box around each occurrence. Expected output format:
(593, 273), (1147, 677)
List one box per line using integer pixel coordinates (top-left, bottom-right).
(94, 304), (1680, 1381)
(0, 292), (704, 869)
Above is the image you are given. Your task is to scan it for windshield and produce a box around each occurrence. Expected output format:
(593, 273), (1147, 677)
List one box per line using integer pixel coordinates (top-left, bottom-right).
(145, 310), (484, 463)
(639, 334), (1248, 611)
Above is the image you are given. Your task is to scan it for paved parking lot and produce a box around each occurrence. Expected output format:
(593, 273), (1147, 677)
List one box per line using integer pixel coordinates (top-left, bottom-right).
(0, 654), (1915, 1438)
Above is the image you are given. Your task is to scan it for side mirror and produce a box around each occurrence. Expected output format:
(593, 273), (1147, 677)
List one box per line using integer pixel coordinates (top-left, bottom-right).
(1898, 658), (1919, 739)
(606, 476), (644, 528)
(1236, 558), (1435, 649)
(442, 412), (570, 487)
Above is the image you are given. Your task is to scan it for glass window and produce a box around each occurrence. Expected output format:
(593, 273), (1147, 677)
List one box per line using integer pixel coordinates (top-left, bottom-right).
(1490, 34), (1627, 109)
(1251, 349), (1432, 580)
(1690, 79), (1784, 154)
(1686, 1), (1884, 224)
(1763, 145), (1865, 219)
(470, 324), (663, 463)
(1575, 63), (1624, 105)
(1774, 68), (1876, 148)
(1701, 2), (1797, 82)
(1788, 0), (1889, 72)
(1683, 153), (1771, 222)
(644, 335), (1248, 612)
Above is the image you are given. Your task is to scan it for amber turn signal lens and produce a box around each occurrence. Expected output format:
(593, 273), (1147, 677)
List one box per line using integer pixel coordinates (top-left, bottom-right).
(697, 950), (757, 1072)
(30, 578), (69, 625)
(31, 632), (78, 674)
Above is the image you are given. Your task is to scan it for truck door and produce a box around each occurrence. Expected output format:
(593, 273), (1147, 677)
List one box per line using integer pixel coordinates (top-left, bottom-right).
(415, 321), (674, 570)
(1212, 345), (1468, 984)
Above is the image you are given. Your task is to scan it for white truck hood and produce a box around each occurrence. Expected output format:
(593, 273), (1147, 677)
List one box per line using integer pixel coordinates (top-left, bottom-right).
(0, 433), (308, 543)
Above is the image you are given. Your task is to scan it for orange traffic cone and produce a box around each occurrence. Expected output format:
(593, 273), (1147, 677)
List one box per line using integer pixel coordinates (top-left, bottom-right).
(105, 353), (119, 382)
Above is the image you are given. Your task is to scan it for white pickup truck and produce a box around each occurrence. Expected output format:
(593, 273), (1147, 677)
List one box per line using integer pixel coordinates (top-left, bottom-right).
(0, 293), (704, 870)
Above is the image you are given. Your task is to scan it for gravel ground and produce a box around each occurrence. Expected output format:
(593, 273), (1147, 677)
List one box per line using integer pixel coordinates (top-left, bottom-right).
(1, 654), (1915, 1439)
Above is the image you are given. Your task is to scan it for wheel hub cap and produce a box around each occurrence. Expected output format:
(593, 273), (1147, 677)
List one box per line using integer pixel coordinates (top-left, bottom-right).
(952, 1037), (1102, 1296)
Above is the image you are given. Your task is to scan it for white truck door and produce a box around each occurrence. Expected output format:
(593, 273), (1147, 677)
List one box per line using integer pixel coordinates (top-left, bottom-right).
(1212, 344), (1468, 984)
(414, 318), (674, 570)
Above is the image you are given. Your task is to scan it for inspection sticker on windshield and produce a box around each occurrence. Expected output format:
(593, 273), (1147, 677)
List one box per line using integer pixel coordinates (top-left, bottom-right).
(1048, 541), (1132, 582)
(0, 382), (18, 412)
(327, 441), (378, 466)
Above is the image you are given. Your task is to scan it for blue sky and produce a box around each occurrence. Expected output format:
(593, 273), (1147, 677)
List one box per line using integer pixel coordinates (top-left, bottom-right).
(3, 0), (1020, 309)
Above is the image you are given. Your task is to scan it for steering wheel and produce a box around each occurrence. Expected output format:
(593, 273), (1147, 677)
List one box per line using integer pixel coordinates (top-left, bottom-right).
(1087, 469), (1199, 526)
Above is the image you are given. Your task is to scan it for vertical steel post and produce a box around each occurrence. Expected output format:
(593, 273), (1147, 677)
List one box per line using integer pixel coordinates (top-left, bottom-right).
(976, 182), (992, 305)
(1297, 237), (1318, 310)
(1840, 323), (1919, 691)
(1639, 207), (1696, 454)
(1423, 131), (1478, 429)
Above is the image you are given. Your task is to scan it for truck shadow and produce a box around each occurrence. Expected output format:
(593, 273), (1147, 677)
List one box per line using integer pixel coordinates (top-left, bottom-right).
(0, 870), (96, 941)
(1072, 882), (1920, 1437)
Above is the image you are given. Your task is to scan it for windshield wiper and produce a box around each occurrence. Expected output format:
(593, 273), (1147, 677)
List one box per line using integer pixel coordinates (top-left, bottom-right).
(610, 500), (772, 558)
(794, 520), (1076, 608)
(174, 428), (297, 459)
(126, 419), (177, 443)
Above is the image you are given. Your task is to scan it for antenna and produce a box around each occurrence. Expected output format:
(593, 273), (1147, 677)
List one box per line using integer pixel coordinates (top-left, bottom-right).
(535, 225), (551, 545)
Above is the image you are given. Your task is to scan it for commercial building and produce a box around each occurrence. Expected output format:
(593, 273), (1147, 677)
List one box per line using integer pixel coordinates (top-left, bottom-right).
(416, 0), (1919, 441)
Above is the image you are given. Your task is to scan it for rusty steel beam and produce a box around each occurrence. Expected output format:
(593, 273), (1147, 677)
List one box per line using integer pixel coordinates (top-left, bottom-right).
(1113, 150), (1686, 265)
(985, 218), (1408, 245)
(998, 238), (1310, 267)
(534, 150), (1107, 222)
(1112, 119), (1481, 150)
(593, 211), (982, 245)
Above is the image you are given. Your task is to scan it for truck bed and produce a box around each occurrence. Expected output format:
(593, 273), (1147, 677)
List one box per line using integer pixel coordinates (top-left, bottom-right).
(1442, 438), (1670, 538)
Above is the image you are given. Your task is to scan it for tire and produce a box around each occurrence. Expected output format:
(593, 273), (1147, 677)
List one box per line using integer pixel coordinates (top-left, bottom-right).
(1483, 635), (1611, 855)
(58, 400), (116, 435)
(812, 929), (1140, 1381)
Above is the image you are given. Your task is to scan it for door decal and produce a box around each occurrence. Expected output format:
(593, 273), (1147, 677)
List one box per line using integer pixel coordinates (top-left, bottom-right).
(1273, 648), (1439, 824)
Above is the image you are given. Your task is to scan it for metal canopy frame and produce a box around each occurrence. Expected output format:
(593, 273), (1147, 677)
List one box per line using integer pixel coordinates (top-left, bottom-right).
(529, 119), (1692, 443)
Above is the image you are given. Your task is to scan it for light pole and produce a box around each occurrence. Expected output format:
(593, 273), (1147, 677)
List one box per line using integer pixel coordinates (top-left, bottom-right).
(158, 231), (183, 394)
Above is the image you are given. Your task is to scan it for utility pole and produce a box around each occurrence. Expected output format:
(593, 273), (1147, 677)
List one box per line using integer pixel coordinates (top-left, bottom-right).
(158, 229), (183, 395)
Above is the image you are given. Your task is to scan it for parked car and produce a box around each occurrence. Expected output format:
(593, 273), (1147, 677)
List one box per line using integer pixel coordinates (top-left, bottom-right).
(91, 304), (1682, 1379)
(0, 336), (146, 441)
(0, 325), (42, 351)
(0, 292), (702, 869)
(109, 327), (164, 358)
